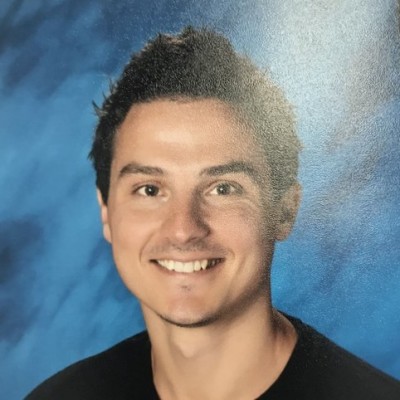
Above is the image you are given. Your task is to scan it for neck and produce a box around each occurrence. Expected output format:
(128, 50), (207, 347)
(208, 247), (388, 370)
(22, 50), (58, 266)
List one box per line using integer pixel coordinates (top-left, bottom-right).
(143, 301), (297, 400)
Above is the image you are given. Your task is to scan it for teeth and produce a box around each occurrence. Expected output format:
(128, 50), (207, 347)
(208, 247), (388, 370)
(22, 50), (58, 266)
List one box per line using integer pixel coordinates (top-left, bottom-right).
(182, 262), (192, 273)
(194, 261), (201, 271)
(175, 261), (184, 272)
(208, 259), (220, 268)
(156, 259), (220, 273)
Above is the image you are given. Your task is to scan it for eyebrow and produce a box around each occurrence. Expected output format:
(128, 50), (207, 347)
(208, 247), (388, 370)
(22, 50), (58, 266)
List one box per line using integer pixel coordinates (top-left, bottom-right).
(200, 161), (261, 185)
(119, 162), (164, 178)
(118, 160), (262, 184)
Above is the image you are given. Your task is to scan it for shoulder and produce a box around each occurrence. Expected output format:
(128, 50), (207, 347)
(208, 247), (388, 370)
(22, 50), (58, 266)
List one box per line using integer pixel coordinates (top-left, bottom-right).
(25, 331), (158, 400)
(276, 315), (400, 400)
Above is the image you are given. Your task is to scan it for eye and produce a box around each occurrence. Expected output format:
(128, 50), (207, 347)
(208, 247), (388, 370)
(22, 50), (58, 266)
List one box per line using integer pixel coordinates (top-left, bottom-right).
(136, 184), (160, 197)
(209, 182), (242, 196)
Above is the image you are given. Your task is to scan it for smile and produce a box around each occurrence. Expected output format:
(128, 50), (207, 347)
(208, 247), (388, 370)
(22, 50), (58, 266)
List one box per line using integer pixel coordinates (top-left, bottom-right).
(154, 259), (223, 273)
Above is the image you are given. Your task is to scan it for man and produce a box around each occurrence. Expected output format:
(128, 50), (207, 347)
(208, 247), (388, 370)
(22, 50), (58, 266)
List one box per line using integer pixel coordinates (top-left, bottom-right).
(27, 27), (399, 400)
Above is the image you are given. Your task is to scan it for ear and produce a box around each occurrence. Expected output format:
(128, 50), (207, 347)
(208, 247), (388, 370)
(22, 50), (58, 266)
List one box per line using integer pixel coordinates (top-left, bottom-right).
(275, 183), (301, 241)
(96, 189), (112, 243)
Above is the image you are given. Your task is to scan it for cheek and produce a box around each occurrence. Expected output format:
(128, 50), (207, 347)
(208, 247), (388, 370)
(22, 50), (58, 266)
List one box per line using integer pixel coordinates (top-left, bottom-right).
(109, 206), (161, 259)
(108, 208), (163, 295)
(210, 202), (272, 246)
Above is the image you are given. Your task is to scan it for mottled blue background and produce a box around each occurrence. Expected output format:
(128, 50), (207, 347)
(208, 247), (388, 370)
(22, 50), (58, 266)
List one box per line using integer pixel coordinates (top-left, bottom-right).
(1, 0), (399, 398)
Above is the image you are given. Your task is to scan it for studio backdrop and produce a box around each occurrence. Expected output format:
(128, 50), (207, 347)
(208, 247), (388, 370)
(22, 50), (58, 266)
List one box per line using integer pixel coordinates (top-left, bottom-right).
(1, 1), (399, 399)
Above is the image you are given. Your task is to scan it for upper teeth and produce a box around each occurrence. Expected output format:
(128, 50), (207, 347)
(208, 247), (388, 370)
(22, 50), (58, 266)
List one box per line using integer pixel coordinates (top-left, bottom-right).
(157, 259), (218, 273)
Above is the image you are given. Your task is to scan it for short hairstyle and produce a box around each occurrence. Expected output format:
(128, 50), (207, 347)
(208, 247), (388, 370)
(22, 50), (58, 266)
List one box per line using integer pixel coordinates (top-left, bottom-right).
(89, 26), (301, 204)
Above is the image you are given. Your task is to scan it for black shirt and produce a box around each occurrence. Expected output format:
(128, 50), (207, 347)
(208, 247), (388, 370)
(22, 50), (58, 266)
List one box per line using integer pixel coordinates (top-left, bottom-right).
(26, 315), (400, 399)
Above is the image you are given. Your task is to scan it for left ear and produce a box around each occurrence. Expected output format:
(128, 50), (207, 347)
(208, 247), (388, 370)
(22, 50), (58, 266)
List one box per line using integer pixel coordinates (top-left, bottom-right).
(275, 183), (301, 241)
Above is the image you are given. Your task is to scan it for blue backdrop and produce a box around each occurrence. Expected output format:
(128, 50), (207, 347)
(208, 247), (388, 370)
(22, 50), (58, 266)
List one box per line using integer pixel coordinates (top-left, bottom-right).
(1, 1), (399, 398)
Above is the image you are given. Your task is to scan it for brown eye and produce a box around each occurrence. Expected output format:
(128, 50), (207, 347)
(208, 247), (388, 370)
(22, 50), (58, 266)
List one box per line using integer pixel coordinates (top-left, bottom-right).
(216, 183), (232, 195)
(210, 183), (242, 196)
(137, 185), (160, 197)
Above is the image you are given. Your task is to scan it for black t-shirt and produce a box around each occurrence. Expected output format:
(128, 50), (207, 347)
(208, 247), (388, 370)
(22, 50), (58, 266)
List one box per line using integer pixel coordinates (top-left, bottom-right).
(26, 315), (400, 399)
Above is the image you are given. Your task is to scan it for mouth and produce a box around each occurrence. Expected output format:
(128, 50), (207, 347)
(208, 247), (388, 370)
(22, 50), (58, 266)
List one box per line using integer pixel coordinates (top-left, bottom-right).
(152, 258), (224, 273)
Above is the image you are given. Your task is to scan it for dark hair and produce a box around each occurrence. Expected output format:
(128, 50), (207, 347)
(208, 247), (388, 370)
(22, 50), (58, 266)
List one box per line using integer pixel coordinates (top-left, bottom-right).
(89, 26), (301, 204)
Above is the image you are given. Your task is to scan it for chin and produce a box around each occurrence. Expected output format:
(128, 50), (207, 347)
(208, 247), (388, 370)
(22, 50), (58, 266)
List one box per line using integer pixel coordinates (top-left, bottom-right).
(158, 311), (220, 329)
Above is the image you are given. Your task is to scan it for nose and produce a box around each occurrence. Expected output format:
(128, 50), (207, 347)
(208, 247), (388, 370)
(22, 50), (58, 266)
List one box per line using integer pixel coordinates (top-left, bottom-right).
(160, 192), (210, 246)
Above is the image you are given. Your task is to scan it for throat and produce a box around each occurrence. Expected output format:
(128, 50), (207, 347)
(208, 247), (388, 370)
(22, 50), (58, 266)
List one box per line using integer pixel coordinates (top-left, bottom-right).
(150, 309), (297, 400)
(165, 326), (220, 360)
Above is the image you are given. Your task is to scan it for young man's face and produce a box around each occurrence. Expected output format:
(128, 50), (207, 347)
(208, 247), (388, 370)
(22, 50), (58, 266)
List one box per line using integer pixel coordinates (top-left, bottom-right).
(98, 98), (299, 328)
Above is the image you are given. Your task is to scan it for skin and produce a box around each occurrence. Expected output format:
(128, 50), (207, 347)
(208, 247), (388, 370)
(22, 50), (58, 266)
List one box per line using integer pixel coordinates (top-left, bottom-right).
(98, 98), (301, 399)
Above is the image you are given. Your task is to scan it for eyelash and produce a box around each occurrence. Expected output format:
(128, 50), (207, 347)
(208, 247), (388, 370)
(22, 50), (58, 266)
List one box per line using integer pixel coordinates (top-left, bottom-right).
(133, 184), (161, 197)
(209, 182), (244, 196)
(131, 181), (244, 198)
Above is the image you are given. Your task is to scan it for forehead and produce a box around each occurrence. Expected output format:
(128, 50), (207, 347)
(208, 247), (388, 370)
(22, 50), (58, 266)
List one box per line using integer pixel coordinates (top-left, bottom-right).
(113, 98), (264, 163)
